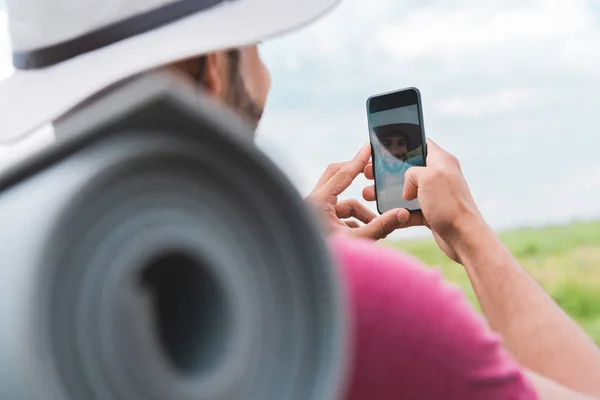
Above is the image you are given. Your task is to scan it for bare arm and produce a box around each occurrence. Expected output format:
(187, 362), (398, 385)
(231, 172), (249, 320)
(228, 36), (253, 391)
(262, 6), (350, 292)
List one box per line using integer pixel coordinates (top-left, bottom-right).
(526, 369), (600, 400)
(374, 139), (600, 397)
(455, 217), (600, 397)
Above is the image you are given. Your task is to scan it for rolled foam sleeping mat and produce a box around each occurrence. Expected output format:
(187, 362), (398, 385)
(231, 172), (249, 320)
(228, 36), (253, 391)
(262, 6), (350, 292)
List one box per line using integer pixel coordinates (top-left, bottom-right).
(0, 73), (347, 400)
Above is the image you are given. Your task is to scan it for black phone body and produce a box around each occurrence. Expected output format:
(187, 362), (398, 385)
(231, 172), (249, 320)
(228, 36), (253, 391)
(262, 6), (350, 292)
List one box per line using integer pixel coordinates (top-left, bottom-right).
(366, 87), (427, 214)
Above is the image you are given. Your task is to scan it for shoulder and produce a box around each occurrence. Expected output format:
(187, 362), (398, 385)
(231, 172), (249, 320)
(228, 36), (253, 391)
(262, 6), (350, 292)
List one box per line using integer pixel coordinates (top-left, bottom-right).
(327, 234), (537, 400)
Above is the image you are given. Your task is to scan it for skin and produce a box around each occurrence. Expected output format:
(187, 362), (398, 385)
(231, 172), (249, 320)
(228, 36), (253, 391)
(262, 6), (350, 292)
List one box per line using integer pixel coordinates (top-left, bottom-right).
(170, 44), (600, 399)
(380, 133), (408, 161)
(170, 45), (411, 240)
(364, 140), (600, 399)
(171, 46), (269, 130)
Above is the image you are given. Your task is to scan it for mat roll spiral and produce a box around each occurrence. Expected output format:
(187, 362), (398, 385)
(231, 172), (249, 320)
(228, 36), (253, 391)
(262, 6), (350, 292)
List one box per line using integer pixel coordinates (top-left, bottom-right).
(0, 71), (347, 400)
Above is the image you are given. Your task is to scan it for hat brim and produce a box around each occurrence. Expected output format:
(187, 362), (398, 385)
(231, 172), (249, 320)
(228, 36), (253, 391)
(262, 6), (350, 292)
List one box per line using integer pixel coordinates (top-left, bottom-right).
(373, 123), (422, 153)
(0, 0), (340, 142)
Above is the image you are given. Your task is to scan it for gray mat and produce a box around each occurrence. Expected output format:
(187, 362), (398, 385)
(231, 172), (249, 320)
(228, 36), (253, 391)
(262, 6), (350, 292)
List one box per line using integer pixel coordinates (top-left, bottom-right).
(0, 72), (347, 400)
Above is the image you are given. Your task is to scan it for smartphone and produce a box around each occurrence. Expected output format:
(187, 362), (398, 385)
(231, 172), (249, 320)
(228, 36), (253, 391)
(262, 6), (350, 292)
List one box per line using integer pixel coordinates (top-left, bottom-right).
(366, 87), (427, 214)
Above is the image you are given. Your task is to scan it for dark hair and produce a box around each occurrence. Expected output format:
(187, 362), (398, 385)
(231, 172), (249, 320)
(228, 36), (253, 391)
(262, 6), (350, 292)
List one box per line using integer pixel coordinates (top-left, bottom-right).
(196, 56), (208, 83)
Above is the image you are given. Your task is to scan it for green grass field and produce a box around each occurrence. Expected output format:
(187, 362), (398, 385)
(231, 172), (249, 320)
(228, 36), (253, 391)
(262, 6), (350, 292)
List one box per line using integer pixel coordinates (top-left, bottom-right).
(385, 220), (600, 345)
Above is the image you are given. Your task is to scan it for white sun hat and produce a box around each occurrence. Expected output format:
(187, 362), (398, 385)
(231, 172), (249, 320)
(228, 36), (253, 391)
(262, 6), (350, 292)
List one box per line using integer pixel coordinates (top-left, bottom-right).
(0, 0), (341, 143)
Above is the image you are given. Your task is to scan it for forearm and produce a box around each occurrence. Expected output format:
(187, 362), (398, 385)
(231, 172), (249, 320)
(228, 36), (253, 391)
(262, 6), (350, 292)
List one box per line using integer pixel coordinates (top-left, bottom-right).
(454, 219), (600, 397)
(525, 370), (600, 400)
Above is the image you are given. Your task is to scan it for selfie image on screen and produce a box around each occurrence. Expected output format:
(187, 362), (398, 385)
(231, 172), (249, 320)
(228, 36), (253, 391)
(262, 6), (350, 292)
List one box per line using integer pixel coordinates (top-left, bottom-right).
(368, 104), (425, 213)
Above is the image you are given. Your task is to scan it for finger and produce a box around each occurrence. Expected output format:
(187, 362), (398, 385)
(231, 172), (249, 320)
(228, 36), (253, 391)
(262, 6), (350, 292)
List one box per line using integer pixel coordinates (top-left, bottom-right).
(421, 213), (432, 229)
(313, 162), (346, 191)
(363, 163), (374, 180)
(353, 208), (411, 240)
(399, 211), (428, 228)
(403, 166), (425, 201)
(362, 185), (376, 202)
(424, 138), (446, 162)
(336, 199), (377, 224)
(344, 220), (361, 229)
(320, 143), (371, 196)
(426, 138), (441, 152)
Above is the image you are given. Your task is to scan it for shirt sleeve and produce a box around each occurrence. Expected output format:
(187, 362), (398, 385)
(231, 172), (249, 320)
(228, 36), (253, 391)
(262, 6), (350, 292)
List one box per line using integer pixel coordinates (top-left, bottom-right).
(328, 234), (538, 400)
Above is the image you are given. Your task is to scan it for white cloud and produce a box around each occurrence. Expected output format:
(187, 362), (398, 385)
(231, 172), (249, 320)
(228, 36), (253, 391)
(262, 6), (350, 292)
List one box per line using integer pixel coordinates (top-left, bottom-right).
(542, 163), (600, 199)
(377, 0), (591, 60)
(560, 35), (600, 74)
(434, 88), (544, 118)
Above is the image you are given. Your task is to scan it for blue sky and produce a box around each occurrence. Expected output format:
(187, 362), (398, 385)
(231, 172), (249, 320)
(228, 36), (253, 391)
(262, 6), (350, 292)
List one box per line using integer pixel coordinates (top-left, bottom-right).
(2, 0), (600, 239)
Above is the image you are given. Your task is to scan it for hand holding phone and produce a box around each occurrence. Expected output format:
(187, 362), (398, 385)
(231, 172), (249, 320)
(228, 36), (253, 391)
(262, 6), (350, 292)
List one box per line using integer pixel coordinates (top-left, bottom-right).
(306, 143), (411, 240)
(366, 87), (427, 214)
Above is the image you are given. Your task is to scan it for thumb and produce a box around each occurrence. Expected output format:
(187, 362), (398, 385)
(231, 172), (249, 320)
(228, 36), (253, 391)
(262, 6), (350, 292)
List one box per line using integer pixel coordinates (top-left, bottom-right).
(425, 138), (446, 159)
(425, 138), (442, 152)
(403, 166), (424, 201)
(353, 208), (410, 240)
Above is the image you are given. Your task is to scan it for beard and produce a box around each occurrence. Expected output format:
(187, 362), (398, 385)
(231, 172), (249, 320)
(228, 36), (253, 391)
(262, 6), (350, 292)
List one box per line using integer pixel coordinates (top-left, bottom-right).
(384, 151), (408, 162)
(225, 51), (264, 135)
(231, 87), (264, 132)
(192, 51), (264, 137)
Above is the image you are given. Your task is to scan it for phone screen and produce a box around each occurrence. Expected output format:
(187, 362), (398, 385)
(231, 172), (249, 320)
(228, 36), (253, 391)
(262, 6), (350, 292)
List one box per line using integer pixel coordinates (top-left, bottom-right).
(367, 88), (426, 213)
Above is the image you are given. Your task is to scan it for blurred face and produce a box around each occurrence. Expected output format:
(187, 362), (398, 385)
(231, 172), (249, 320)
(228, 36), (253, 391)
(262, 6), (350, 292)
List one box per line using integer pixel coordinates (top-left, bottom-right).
(237, 45), (271, 127)
(381, 133), (408, 161)
(171, 44), (271, 135)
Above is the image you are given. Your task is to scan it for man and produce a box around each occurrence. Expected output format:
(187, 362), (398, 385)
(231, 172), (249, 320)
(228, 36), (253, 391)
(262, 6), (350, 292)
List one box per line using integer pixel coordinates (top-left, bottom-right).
(374, 123), (424, 170)
(374, 124), (424, 178)
(1, 1), (599, 399)
(372, 123), (425, 210)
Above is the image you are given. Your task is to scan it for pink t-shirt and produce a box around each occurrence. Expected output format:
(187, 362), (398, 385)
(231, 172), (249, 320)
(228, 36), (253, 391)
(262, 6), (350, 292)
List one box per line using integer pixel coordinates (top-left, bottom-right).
(328, 234), (538, 400)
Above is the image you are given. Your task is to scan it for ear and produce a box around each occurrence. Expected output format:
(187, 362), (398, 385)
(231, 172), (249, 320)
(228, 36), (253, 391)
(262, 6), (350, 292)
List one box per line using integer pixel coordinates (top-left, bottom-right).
(201, 52), (227, 98)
